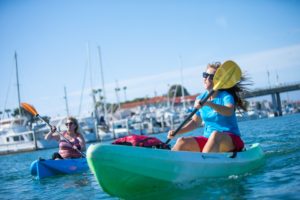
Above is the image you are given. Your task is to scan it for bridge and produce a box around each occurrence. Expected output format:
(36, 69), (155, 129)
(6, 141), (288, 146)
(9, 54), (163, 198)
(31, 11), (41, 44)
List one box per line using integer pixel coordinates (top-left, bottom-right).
(242, 82), (300, 116)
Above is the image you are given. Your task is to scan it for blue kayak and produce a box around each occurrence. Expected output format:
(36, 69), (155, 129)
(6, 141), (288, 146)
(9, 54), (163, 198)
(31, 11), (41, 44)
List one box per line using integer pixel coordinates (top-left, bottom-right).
(30, 158), (89, 179)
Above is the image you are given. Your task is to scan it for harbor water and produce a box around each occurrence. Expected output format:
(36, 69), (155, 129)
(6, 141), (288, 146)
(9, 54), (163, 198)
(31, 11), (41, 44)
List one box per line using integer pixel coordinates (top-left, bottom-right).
(0, 114), (299, 200)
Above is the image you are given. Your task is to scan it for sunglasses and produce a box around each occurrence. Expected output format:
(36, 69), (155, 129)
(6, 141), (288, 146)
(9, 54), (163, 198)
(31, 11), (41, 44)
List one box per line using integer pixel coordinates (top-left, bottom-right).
(65, 122), (74, 126)
(202, 72), (214, 80)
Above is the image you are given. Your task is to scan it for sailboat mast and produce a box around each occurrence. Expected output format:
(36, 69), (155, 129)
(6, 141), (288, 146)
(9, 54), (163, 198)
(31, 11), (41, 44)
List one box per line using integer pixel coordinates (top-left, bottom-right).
(14, 51), (22, 116)
(97, 46), (108, 123)
(179, 56), (186, 110)
(86, 43), (99, 120)
(64, 86), (70, 116)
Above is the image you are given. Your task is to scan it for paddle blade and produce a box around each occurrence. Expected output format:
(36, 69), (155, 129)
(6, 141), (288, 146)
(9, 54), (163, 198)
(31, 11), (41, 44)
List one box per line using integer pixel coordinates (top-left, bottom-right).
(21, 102), (39, 116)
(213, 60), (241, 90)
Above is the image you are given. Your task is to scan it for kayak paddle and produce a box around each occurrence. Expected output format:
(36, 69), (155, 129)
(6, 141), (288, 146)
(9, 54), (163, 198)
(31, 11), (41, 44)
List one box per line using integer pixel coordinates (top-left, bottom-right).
(165, 60), (242, 144)
(21, 102), (86, 158)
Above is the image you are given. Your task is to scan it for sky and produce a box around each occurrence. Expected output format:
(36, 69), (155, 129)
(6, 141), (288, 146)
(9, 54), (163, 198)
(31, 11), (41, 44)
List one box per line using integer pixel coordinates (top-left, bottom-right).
(1, 0), (300, 118)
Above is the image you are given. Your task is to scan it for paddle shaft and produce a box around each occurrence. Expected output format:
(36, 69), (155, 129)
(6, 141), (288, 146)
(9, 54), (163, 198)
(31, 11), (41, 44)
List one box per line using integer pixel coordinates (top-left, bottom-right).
(165, 90), (215, 144)
(36, 114), (86, 157)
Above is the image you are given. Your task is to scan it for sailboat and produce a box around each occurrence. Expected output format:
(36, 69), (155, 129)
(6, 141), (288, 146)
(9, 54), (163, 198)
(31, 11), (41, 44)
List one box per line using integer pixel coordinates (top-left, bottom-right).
(0, 52), (37, 154)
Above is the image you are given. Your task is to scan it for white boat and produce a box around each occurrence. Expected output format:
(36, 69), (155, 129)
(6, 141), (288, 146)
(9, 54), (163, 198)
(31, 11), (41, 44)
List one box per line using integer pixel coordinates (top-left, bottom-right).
(129, 117), (169, 135)
(0, 53), (39, 154)
(0, 117), (36, 154)
(77, 116), (98, 143)
(96, 119), (130, 142)
(97, 126), (114, 141)
(110, 119), (130, 139)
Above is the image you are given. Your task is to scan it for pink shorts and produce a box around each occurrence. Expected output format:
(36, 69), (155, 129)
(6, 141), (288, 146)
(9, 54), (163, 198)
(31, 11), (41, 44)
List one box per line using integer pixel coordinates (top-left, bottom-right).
(194, 132), (244, 152)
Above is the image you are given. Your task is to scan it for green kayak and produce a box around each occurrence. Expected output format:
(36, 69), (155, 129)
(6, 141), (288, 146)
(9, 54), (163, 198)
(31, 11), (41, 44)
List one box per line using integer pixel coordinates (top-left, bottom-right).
(87, 143), (264, 198)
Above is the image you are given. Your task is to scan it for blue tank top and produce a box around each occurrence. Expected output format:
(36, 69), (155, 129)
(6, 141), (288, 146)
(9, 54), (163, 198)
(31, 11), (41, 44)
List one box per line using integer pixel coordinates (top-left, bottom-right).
(196, 91), (240, 138)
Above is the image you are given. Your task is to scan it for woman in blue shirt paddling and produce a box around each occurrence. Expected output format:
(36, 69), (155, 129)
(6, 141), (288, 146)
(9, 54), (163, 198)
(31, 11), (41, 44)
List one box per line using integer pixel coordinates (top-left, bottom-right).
(167, 61), (249, 152)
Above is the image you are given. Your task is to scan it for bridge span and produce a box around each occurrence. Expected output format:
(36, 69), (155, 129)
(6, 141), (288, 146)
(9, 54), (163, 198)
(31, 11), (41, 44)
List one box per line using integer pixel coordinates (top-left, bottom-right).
(242, 82), (300, 116)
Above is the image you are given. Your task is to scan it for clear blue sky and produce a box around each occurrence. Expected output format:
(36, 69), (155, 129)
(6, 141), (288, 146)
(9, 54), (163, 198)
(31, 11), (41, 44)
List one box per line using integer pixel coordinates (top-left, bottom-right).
(1, 0), (300, 118)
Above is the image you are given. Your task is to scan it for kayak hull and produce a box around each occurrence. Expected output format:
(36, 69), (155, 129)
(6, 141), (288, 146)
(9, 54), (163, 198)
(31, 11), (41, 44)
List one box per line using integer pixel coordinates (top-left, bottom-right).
(87, 143), (264, 198)
(30, 158), (89, 179)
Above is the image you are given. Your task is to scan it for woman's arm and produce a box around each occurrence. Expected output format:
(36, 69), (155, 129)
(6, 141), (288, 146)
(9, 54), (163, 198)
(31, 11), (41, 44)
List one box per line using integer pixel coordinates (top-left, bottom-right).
(205, 101), (234, 116)
(77, 133), (86, 151)
(44, 126), (60, 141)
(167, 114), (202, 139)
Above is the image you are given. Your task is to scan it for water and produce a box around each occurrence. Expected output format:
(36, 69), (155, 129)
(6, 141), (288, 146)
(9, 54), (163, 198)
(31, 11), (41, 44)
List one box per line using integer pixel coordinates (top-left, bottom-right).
(1, 114), (300, 200)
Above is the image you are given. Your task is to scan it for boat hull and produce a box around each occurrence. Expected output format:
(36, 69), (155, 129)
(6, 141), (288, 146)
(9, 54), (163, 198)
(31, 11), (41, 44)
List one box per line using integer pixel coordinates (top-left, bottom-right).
(87, 143), (264, 198)
(30, 158), (89, 179)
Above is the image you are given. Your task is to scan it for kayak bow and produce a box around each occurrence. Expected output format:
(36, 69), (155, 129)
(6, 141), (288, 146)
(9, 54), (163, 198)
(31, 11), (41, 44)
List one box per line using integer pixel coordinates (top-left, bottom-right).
(30, 158), (89, 179)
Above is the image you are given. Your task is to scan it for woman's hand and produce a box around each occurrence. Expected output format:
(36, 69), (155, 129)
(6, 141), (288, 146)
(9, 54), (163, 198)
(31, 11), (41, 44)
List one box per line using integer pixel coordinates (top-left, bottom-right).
(45, 125), (59, 140)
(194, 99), (203, 109)
(72, 145), (78, 150)
(50, 126), (57, 133)
(167, 130), (175, 139)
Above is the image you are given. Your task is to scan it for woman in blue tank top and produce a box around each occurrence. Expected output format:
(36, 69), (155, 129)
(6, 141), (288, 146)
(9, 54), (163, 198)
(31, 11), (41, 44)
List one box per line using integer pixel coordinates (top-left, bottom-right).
(167, 61), (250, 153)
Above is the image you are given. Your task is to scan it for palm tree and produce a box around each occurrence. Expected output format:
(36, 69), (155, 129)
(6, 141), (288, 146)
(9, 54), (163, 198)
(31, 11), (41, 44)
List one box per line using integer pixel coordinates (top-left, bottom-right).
(168, 84), (190, 97)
